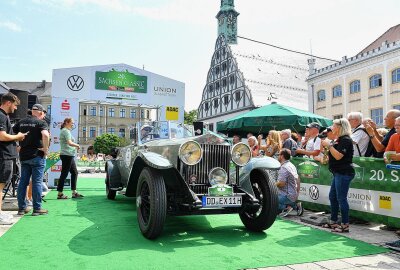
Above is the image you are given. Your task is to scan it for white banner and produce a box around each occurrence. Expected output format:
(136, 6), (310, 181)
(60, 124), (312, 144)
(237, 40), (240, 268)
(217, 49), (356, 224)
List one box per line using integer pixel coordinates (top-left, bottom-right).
(299, 183), (400, 218)
(48, 97), (79, 188)
(52, 63), (185, 122)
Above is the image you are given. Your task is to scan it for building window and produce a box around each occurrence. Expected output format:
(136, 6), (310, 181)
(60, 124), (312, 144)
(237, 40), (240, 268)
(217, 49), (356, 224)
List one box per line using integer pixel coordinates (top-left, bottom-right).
(333, 115), (343, 120)
(371, 108), (383, 126)
(108, 128), (115, 134)
(90, 106), (96, 116)
(317, 90), (326, 101)
(222, 62), (227, 71)
(216, 51), (220, 59)
(349, 80), (361, 94)
(332, 85), (342, 98)
(392, 68), (400, 84)
(214, 99), (219, 108)
(100, 106), (104, 117)
(82, 127), (86, 138)
(235, 91), (241, 101)
(108, 108), (115, 117)
(230, 75), (235, 85)
(224, 95), (229, 105)
(215, 66), (220, 75)
(208, 84), (213, 92)
(119, 128), (125, 138)
(130, 109), (136, 118)
(215, 81), (220, 90)
(222, 78), (227, 87)
(146, 110), (150, 119)
(205, 102), (209, 111)
(89, 127), (96, 138)
(99, 128), (103, 136)
(120, 108), (126, 118)
(369, 74), (382, 89)
(47, 105), (51, 115)
(83, 109), (87, 116)
(209, 123), (214, 131)
(130, 128), (135, 139)
(394, 105), (400, 110)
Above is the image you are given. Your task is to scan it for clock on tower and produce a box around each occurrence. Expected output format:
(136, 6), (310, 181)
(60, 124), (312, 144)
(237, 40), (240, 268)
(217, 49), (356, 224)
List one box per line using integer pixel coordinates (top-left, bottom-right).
(216, 0), (239, 44)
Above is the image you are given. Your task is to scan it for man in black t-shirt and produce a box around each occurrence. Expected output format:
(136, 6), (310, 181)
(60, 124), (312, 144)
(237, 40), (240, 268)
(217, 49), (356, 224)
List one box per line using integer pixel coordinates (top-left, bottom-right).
(13, 104), (50, 216)
(365, 110), (400, 157)
(0, 93), (27, 225)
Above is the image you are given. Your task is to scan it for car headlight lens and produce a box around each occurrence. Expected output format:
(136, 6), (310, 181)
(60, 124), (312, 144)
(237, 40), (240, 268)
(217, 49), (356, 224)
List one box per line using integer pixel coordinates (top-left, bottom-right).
(208, 167), (228, 186)
(231, 143), (251, 166)
(178, 140), (203, 165)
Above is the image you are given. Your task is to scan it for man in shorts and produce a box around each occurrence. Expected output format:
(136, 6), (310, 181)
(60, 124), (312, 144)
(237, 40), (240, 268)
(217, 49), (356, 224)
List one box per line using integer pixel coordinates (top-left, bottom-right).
(0, 92), (27, 224)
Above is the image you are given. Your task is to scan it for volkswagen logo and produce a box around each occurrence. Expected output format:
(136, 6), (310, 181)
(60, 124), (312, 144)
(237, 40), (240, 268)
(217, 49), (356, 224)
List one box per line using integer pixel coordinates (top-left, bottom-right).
(309, 185), (319, 200)
(67, 75), (84, 91)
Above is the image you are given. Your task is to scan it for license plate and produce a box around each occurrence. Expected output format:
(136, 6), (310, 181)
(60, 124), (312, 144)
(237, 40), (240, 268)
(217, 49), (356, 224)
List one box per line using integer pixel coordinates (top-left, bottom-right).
(201, 196), (242, 208)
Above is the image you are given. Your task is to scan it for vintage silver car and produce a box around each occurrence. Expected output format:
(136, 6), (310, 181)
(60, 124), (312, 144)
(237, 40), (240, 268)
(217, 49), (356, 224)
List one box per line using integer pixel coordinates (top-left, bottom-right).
(105, 121), (280, 239)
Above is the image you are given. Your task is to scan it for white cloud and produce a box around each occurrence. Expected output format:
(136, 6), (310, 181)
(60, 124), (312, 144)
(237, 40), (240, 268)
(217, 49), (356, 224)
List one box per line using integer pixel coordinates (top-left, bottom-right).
(0, 21), (22, 32)
(31, 0), (217, 25)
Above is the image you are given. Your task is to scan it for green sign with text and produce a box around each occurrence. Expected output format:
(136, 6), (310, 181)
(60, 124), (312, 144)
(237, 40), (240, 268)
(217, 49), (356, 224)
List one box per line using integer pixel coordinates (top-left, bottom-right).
(95, 69), (147, 93)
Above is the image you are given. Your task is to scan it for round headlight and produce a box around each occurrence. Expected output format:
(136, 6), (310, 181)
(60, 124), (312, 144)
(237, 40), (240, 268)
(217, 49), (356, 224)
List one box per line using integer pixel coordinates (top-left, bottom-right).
(231, 142), (251, 166)
(208, 167), (228, 186)
(179, 140), (203, 165)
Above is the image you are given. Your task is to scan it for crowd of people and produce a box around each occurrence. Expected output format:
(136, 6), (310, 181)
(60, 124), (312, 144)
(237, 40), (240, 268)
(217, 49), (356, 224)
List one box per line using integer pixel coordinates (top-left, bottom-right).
(233, 108), (400, 232)
(0, 93), (83, 225)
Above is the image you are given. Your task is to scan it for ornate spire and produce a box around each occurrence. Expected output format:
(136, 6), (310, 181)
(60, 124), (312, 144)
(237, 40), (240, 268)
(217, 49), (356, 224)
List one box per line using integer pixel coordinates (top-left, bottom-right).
(216, 0), (239, 44)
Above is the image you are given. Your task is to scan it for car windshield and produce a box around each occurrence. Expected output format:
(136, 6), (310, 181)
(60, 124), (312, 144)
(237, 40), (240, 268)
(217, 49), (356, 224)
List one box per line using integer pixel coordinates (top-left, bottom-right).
(138, 121), (194, 143)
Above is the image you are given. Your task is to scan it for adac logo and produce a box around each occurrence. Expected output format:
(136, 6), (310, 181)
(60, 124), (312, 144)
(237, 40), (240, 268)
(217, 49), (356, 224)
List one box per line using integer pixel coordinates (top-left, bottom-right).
(61, 100), (70, 110)
(67, 75), (84, 91)
(379, 195), (392, 210)
(309, 185), (319, 200)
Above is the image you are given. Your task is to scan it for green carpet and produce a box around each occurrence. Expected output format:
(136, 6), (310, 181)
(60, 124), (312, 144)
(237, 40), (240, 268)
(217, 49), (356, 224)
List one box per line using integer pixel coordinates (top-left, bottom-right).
(0, 178), (387, 270)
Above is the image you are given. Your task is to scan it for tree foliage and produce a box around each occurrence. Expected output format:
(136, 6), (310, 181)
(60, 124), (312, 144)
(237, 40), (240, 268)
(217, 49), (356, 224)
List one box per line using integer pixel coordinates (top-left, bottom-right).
(184, 109), (197, 125)
(93, 133), (120, 155)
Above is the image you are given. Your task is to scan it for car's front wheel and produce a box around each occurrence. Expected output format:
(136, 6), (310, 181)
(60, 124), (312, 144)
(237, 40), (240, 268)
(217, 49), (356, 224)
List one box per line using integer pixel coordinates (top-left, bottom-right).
(136, 167), (167, 239)
(239, 169), (278, 231)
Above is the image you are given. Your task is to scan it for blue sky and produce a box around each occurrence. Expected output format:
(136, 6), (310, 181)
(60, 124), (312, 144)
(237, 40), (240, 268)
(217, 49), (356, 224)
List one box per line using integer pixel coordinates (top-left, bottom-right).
(1, 0), (399, 110)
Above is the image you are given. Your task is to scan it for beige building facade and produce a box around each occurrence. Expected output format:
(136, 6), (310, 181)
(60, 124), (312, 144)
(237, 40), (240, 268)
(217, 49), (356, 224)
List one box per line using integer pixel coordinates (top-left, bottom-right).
(307, 25), (400, 126)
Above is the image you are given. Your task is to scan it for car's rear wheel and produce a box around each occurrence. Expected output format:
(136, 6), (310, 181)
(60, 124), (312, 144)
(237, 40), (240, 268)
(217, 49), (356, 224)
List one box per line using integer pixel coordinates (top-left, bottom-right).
(136, 167), (167, 239)
(105, 171), (116, 200)
(239, 169), (278, 231)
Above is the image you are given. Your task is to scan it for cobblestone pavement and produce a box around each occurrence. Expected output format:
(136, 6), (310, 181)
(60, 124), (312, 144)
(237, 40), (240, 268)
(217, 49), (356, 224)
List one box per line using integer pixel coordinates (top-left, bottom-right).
(1, 172), (399, 269)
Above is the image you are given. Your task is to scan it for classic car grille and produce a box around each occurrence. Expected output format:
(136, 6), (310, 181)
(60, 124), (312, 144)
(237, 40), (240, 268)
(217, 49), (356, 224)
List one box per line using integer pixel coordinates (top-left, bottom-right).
(182, 144), (231, 194)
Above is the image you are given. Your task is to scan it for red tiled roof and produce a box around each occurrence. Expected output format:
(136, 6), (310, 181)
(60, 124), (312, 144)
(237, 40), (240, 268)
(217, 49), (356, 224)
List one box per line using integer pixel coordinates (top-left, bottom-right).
(359, 24), (400, 54)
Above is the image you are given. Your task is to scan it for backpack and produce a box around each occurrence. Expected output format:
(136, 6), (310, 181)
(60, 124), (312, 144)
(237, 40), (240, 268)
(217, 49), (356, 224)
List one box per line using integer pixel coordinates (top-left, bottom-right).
(353, 127), (376, 157)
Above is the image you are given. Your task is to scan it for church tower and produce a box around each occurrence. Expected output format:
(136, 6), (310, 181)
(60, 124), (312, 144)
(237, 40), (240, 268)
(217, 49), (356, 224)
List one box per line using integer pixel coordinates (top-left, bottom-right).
(216, 0), (239, 44)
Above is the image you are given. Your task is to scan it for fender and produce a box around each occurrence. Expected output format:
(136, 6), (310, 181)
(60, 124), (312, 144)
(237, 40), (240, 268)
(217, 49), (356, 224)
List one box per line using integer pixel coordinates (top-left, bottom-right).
(137, 151), (174, 169)
(105, 160), (122, 189)
(236, 157), (280, 197)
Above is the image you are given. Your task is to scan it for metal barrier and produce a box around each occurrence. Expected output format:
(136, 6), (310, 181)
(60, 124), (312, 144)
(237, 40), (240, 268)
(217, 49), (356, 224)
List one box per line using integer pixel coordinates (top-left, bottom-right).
(292, 157), (400, 228)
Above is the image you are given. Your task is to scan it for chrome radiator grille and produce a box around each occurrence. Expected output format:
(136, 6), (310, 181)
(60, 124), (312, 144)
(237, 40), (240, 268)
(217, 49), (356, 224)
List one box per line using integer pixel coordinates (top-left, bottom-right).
(182, 144), (231, 194)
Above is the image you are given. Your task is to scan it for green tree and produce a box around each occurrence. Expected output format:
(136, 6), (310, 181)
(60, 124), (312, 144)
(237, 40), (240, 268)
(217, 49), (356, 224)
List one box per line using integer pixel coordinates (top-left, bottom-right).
(93, 133), (120, 155)
(184, 109), (197, 125)
(119, 137), (131, 147)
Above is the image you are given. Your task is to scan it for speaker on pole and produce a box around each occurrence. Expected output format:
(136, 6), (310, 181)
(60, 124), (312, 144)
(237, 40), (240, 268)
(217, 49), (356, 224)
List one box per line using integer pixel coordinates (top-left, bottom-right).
(193, 121), (204, 136)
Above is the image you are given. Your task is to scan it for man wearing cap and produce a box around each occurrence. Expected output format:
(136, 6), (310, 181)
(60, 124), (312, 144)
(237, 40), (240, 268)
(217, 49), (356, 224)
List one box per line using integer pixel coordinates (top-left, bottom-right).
(295, 122), (321, 158)
(13, 104), (50, 216)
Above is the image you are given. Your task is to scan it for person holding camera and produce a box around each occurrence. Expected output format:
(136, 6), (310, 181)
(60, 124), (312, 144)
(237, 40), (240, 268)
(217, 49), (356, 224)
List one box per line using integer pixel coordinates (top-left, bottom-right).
(321, 118), (354, 233)
(314, 127), (336, 164)
(0, 93), (27, 224)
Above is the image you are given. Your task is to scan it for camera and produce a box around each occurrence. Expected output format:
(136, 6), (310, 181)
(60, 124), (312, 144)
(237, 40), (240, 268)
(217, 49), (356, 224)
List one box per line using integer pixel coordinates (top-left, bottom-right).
(318, 131), (328, 139)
